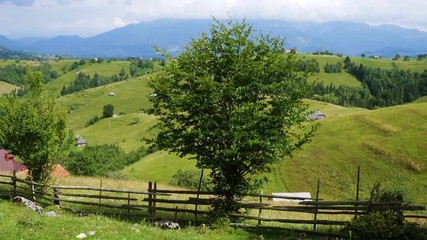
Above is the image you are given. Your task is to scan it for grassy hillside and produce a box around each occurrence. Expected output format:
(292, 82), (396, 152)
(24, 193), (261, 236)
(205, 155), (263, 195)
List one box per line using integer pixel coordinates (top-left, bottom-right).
(119, 100), (427, 206)
(77, 113), (157, 152)
(269, 100), (427, 205)
(57, 75), (152, 130)
(122, 151), (197, 183)
(0, 81), (18, 94)
(47, 60), (131, 95)
(50, 58), (426, 205)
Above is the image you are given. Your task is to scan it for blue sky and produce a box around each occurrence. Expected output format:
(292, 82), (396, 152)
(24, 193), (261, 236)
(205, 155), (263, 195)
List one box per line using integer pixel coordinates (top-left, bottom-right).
(1, 0), (426, 38)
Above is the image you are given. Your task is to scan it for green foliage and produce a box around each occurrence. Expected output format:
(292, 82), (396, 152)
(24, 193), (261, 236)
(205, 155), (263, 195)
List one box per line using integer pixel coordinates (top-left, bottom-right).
(324, 61), (343, 73)
(298, 58), (320, 73)
(344, 183), (425, 240)
(312, 62), (427, 108)
(345, 212), (423, 240)
(60, 71), (128, 95)
(129, 58), (156, 77)
(0, 70), (67, 183)
(64, 144), (147, 176)
(147, 18), (316, 213)
(102, 104), (114, 118)
(0, 63), (58, 87)
(169, 169), (212, 190)
(85, 115), (100, 127)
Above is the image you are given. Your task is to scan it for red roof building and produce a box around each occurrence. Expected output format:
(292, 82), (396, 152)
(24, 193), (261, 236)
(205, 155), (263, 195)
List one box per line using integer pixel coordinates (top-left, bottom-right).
(0, 149), (28, 173)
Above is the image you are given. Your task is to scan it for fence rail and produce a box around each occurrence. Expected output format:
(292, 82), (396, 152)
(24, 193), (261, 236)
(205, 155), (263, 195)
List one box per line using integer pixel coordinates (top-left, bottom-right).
(0, 172), (426, 238)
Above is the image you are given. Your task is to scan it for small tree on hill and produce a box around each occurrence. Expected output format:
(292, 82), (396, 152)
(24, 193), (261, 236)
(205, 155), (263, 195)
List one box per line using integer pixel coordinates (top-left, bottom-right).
(102, 104), (114, 118)
(146, 19), (316, 215)
(0, 70), (67, 183)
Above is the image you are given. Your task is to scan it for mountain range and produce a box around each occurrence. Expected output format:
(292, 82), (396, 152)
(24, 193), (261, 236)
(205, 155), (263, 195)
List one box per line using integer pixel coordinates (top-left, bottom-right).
(1, 19), (427, 58)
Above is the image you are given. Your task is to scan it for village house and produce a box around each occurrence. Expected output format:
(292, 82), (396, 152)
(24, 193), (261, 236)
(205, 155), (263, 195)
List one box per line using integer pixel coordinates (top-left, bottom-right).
(0, 149), (27, 173)
(75, 135), (87, 147)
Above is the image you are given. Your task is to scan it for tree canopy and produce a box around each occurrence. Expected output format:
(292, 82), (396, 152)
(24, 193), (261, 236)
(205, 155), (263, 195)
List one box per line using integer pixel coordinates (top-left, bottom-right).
(0, 70), (67, 183)
(147, 19), (316, 213)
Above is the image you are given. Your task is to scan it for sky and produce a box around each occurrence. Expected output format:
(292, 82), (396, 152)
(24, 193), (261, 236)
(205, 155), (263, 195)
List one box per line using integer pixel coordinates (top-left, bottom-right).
(1, 0), (427, 38)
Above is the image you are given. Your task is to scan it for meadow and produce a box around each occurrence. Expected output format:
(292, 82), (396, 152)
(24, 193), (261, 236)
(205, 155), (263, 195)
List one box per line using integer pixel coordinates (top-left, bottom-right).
(0, 54), (426, 207)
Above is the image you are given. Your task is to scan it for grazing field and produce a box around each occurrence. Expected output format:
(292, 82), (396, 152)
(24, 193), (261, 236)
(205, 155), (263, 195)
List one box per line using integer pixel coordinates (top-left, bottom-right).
(57, 76), (152, 130)
(1, 57), (426, 210)
(47, 60), (131, 95)
(0, 200), (255, 240)
(273, 100), (427, 205)
(0, 81), (19, 95)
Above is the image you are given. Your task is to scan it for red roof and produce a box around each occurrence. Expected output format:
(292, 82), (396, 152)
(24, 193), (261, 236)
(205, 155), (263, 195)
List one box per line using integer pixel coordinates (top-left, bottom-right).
(0, 149), (28, 173)
(51, 164), (69, 178)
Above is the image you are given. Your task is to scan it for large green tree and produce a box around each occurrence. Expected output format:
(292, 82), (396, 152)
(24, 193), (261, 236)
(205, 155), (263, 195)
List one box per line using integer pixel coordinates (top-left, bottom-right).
(147, 19), (316, 213)
(0, 70), (67, 183)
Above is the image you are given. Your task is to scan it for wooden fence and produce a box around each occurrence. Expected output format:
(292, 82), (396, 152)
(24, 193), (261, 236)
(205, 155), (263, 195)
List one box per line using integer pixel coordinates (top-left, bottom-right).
(0, 173), (426, 238)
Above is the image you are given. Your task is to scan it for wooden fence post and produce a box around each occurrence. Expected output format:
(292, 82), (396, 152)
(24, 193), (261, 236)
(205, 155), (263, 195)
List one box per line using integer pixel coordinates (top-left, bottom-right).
(313, 179), (320, 231)
(355, 165), (360, 217)
(12, 170), (17, 199)
(53, 187), (60, 205)
(148, 181), (153, 219)
(194, 168), (204, 223)
(99, 179), (102, 212)
(258, 189), (263, 226)
(31, 178), (36, 201)
(153, 182), (157, 220)
(127, 192), (131, 220)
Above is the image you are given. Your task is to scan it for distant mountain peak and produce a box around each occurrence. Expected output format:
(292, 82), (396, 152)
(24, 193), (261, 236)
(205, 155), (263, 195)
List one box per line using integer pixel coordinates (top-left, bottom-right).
(1, 19), (427, 58)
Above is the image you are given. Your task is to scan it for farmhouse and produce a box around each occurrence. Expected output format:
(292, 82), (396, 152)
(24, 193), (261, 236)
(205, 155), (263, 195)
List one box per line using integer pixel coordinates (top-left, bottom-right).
(75, 135), (87, 147)
(0, 149), (69, 177)
(0, 149), (27, 173)
(308, 110), (326, 120)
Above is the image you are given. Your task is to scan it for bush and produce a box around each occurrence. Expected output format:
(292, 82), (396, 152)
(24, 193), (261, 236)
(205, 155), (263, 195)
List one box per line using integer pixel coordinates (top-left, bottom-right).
(102, 104), (114, 118)
(169, 169), (212, 191)
(345, 212), (423, 240)
(64, 145), (148, 176)
(344, 184), (425, 240)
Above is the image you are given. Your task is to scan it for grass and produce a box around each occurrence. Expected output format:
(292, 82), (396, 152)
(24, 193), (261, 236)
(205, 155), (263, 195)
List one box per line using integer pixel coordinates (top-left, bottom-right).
(268, 100), (427, 205)
(298, 54), (362, 88)
(0, 200), (257, 240)
(0, 81), (19, 95)
(120, 99), (427, 207)
(47, 60), (131, 96)
(121, 151), (198, 183)
(57, 75), (152, 131)
(76, 113), (157, 153)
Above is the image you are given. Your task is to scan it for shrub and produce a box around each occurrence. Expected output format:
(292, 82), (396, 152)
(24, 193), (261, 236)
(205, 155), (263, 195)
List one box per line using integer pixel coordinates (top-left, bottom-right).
(344, 184), (425, 240)
(169, 169), (212, 191)
(345, 212), (423, 240)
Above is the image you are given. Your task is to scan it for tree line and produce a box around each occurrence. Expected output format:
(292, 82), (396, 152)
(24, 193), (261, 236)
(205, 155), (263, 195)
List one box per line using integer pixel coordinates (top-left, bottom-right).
(60, 70), (128, 95)
(0, 63), (58, 95)
(310, 59), (427, 108)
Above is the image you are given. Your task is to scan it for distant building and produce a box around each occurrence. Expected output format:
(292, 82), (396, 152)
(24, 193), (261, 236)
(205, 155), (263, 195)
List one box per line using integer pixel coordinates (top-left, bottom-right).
(308, 111), (326, 120)
(0, 149), (69, 177)
(75, 135), (87, 147)
(108, 92), (116, 96)
(0, 149), (28, 173)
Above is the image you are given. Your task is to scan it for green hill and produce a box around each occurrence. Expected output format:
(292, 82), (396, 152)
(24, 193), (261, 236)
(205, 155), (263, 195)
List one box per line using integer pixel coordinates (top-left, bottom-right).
(48, 57), (427, 205)
(24, 58), (423, 206)
(268, 100), (427, 205)
(47, 60), (131, 95)
(57, 75), (152, 130)
(119, 100), (427, 205)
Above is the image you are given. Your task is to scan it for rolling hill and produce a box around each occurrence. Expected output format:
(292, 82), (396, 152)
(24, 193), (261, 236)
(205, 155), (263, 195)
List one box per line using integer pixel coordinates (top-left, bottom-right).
(1, 56), (425, 206)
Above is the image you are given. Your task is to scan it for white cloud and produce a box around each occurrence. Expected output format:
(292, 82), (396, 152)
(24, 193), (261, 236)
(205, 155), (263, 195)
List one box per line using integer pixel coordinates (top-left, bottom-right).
(1, 0), (427, 38)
